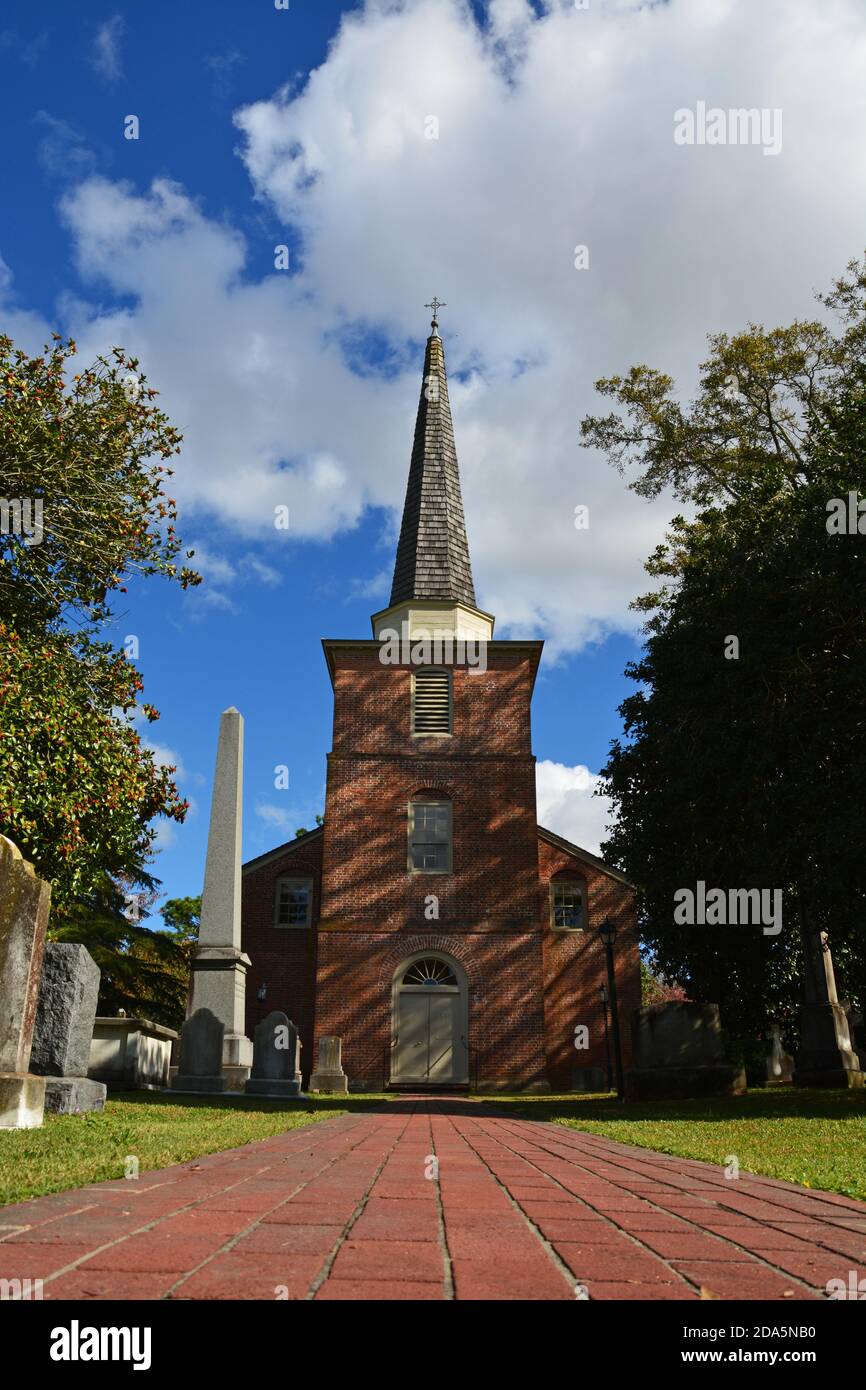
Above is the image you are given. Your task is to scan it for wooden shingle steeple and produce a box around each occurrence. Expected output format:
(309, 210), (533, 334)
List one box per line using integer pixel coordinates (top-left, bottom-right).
(389, 312), (477, 609)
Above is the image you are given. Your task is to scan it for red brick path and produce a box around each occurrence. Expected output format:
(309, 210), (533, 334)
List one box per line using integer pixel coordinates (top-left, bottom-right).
(2, 1101), (864, 1300)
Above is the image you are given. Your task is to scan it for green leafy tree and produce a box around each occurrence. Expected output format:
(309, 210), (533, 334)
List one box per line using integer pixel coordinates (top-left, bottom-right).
(582, 257), (866, 1036)
(0, 333), (200, 964)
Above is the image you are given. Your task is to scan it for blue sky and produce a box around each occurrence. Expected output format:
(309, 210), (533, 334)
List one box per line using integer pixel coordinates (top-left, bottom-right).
(2, 0), (863, 920)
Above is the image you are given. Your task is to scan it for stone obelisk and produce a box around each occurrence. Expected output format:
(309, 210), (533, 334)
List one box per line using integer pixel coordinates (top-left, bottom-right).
(795, 929), (864, 1088)
(189, 707), (252, 1088)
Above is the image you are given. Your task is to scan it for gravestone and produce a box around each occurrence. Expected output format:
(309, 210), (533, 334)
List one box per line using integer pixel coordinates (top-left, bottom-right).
(245, 1012), (303, 1098)
(310, 1035), (348, 1094)
(0, 836), (49, 1128)
(30, 943), (107, 1113)
(765, 1025), (794, 1083)
(794, 931), (864, 1088)
(625, 1001), (746, 1100)
(571, 1065), (607, 1093)
(171, 1008), (227, 1093)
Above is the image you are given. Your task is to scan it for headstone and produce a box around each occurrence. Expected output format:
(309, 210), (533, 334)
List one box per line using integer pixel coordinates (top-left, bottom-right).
(171, 1008), (227, 1093)
(765, 1025), (794, 1083)
(88, 1017), (178, 1091)
(0, 836), (49, 1128)
(29, 943), (107, 1113)
(245, 1012), (303, 1098)
(794, 931), (864, 1088)
(625, 1001), (746, 1100)
(188, 708), (252, 1085)
(571, 1065), (607, 1093)
(310, 1035), (348, 1094)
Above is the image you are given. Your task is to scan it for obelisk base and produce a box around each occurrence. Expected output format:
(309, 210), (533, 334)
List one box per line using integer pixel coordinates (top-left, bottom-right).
(794, 1003), (865, 1088)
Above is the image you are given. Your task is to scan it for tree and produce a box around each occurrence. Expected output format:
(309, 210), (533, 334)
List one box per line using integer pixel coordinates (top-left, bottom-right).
(294, 814), (324, 838)
(0, 335), (200, 919)
(581, 256), (866, 1036)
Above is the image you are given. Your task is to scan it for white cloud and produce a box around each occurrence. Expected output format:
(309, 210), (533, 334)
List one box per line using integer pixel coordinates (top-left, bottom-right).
(92, 15), (123, 83)
(141, 740), (186, 780)
(535, 759), (613, 857)
(255, 803), (301, 834)
(20, 0), (866, 657)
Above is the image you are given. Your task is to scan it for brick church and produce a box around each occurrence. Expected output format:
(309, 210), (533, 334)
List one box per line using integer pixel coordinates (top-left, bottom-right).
(241, 310), (639, 1091)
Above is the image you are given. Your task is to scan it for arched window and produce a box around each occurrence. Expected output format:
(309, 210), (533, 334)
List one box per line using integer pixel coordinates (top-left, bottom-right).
(401, 957), (458, 987)
(408, 797), (452, 872)
(412, 668), (452, 734)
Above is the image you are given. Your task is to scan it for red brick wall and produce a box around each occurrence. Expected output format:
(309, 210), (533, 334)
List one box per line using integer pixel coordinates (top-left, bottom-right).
(315, 642), (550, 1088)
(239, 638), (640, 1093)
(539, 837), (641, 1091)
(242, 833), (322, 1079)
(315, 930), (547, 1091)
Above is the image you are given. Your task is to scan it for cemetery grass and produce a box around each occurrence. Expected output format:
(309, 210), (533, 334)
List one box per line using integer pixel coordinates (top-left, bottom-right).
(483, 1087), (866, 1202)
(0, 1092), (386, 1205)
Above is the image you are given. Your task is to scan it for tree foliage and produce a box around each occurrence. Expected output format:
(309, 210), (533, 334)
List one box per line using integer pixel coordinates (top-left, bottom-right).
(582, 257), (866, 1036)
(0, 334), (199, 944)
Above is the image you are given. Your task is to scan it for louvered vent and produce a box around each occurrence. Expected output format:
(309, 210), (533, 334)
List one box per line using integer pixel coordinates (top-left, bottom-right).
(413, 669), (452, 734)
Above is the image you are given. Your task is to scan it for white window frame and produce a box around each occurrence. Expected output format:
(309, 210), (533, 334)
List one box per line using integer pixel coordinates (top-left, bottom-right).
(407, 799), (453, 874)
(550, 879), (586, 931)
(274, 876), (314, 928)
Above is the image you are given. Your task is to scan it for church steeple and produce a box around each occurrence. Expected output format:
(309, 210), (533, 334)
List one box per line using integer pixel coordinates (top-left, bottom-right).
(389, 311), (477, 609)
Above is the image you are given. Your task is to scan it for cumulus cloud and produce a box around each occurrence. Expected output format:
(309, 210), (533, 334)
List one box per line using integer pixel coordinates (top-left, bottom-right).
(535, 759), (613, 857)
(25, 0), (866, 656)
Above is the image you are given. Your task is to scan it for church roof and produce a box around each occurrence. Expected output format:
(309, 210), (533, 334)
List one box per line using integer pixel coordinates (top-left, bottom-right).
(389, 317), (477, 608)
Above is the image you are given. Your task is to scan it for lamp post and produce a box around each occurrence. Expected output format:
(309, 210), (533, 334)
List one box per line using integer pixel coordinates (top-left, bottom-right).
(599, 919), (625, 1100)
(599, 984), (613, 1092)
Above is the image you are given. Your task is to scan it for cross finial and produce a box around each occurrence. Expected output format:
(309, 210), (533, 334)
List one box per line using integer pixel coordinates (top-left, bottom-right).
(425, 296), (446, 334)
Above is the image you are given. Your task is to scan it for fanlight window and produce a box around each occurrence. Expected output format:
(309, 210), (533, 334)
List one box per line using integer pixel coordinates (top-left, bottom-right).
(402, 958), (458, 988)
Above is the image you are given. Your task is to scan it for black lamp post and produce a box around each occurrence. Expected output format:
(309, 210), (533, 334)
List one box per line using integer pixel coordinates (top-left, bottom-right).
(599, 919), (625, 1100)
(599, 984), (613, 1092)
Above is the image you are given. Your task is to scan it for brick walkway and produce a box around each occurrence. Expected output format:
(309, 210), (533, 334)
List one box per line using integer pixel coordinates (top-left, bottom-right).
(1, 1100), (864, 1300)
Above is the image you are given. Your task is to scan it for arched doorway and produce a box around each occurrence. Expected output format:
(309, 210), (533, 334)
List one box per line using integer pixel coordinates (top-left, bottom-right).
(391, 952), (469, 1085)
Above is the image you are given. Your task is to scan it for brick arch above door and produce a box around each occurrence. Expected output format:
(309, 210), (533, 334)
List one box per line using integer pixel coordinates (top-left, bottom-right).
(376, 935), (476, 991)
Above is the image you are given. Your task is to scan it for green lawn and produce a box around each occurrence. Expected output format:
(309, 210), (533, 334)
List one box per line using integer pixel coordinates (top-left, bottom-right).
(0, 1092), (385, 1207)
(482, 1087), (866, 1202)
(2, 1087), (864, 1209)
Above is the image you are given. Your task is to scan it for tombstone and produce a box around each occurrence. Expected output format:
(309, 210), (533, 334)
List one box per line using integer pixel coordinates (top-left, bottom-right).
(571, 1065), (607, 1093)
(171, 1008), (227, 1093)
(0, 836), (49, 1128)
(29, 943), (107, 1113)
(765, 1025), (794, 1084)
(245, 1012), (304, 1098)
(310, 1035), (348, 1094)
(89, 1016), (178, 1091)
(625, 1001), (747, 1100)
(188, 708), (252, 1089)
(794, 931), (864, 1088)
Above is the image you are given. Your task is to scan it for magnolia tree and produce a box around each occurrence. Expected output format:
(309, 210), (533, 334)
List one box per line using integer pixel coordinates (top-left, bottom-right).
(0, 334), (200, 951)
